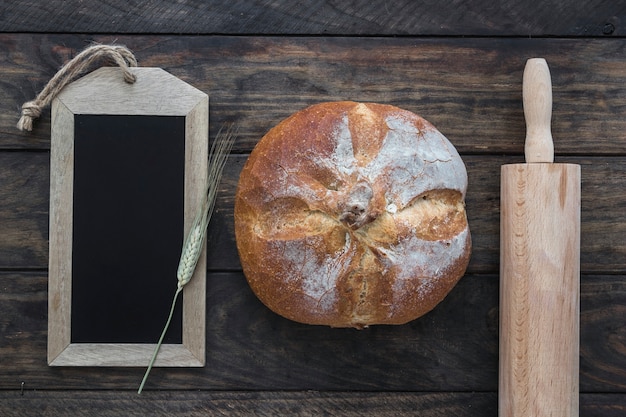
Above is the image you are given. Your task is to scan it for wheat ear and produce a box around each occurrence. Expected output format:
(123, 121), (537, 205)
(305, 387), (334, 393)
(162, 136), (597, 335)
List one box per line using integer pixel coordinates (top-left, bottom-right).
(138, 125), (236, 394)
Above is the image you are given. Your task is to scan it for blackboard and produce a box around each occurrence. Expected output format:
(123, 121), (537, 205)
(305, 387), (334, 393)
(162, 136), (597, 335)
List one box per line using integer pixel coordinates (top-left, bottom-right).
(47, 67), (208, 367)
(71, 115), (185, 344)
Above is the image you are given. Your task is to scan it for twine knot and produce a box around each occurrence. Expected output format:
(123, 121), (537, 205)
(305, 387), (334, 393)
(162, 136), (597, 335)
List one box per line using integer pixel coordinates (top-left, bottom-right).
(17, 100), (43, 132)
(17, 44), (138, 132)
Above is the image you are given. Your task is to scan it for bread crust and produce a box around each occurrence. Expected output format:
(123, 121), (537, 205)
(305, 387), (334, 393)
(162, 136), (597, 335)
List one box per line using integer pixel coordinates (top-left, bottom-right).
(235, 101), (471, 328)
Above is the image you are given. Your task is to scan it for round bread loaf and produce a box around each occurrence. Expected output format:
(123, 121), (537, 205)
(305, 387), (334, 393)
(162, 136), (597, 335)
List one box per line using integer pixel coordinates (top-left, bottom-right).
(235, 101), (471, 328)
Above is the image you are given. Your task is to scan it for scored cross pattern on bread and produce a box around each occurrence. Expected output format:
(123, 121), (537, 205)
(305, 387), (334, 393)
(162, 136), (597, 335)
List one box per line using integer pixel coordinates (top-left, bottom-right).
(235, 101), (471, 329)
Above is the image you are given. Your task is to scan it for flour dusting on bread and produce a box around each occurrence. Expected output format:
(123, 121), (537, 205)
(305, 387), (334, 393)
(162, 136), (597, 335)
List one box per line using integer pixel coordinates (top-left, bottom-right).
(235, 101), (471, 328)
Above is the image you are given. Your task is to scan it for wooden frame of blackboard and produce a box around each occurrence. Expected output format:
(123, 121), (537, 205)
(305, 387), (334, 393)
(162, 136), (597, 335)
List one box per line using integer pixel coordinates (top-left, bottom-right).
(48, 67), (208, 367)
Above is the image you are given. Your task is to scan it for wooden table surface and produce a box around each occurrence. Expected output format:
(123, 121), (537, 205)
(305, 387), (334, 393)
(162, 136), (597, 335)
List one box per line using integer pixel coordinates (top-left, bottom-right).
(1, 1), (625, 416)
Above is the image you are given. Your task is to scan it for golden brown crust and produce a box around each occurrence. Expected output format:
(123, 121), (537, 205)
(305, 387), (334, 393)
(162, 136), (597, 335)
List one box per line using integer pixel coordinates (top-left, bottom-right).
(235, 101), (471, 328)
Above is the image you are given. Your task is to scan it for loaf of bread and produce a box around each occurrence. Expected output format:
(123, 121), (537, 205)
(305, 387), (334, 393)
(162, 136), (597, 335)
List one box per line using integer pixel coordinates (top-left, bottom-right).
(234, 101), (471, 328)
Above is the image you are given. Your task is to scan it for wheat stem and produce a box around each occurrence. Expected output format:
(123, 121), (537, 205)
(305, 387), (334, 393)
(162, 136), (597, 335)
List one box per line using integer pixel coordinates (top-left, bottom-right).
(137, 124), (235, 394)
(137, 286), (182, 394)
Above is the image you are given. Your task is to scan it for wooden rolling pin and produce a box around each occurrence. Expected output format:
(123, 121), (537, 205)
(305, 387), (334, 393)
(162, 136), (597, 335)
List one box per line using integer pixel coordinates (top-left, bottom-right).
(499, 58), (580, 417)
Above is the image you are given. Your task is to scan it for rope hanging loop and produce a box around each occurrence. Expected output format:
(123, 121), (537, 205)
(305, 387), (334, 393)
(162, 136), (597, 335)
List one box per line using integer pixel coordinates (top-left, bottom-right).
(17, 44), (138, 132)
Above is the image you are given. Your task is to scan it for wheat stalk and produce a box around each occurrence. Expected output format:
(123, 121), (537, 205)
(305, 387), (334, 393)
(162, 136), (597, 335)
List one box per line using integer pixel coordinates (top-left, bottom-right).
(138, 125), (236, 394)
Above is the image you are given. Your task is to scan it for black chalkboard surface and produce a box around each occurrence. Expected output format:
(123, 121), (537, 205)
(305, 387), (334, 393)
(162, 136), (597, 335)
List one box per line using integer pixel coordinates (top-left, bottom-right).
(71, 115), (185, 344)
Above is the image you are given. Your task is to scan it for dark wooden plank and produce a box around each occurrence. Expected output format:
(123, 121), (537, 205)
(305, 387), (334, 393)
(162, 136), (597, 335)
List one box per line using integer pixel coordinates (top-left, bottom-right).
(0, 387), (626, 417)
(580, 275), (626, 392)
(0, 271), (499, 391)
(2, 271), (625, 393)
(208, 151), (626, 273)
(0, 0), (623, 37)
(581, 394), (626, 417)
(0, 391), (498, 417)
(2, 391), (624, 417)
(4, 151), (626, 275)
(0, 151), (49, 269)
(3, 35), (626, 156)
(200, 153), (626, 275)
(1, 390), (624, 417)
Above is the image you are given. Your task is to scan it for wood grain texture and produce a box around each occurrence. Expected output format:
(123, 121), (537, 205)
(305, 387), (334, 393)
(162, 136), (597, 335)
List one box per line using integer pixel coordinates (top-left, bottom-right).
(3, 153), (626, 275)
(0, 391), (498, 417)
(1, 391), (623, 417)
(0, 0), (623, 36)
(1, 271), (625, 393)
(580, 276), (626, 392)
(500, 58), (580, 416)
(500, 164), (580, 417)
(1, 3), (626, 411)
(523, 58), (554, 163)
(0, 271), (498, 391)
(4, 36), (626, 156)
(46, 96), (73, 364)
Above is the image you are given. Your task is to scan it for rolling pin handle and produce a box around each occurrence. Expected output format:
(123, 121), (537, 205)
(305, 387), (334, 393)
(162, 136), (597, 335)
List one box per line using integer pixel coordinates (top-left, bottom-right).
(523, 58), (555, 163)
